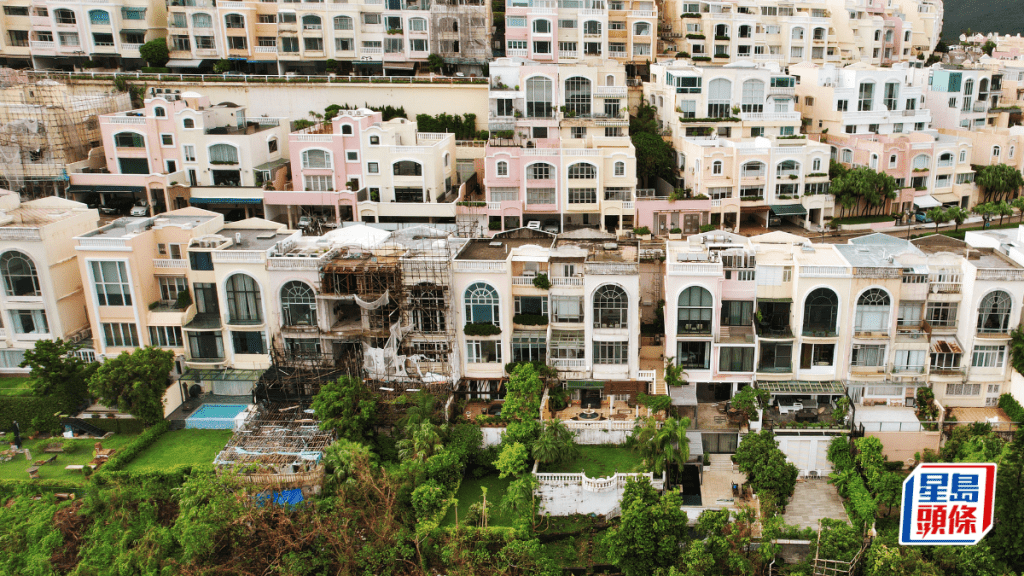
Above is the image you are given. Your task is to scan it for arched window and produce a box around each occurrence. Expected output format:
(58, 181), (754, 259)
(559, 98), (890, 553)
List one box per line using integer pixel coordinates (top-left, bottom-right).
(444, 152), (450, 167)
(741, 161), (765, 177)
(978, 78), (990, 101)
(712, 160), (723, 175)
(496, 160), (508, 176)
(334, 15), (353, 30)
(301, 149), (332, 169)
(393, 160), (423, 176)
(605, 74), (615, 86)
(634, 22), (651, 36)
(533, 19), (551, 34)
(528, 163), (553, 180)
(803, 288), (838, 335)
(792, 27), (805, 40)
(741, 79), (764, 113)
(281, 281), (316, 326)
(870, 154), (878, 169)
(341, 124), (353, 135)
(993, 146), (1001, 158)
(224, 13), (244, 28)
(225, 274), (263, 324)
(889, 154), (898, 168)
(776, 159), (800, 177)
(88, 10), (109, 25)
(55, 9), (76, 24)
(209, 143), (239, 163)
(614, 161), (625, 176)
(884, 29), (893, 43)
(739, 25), (752, 38)
(707, 78), (732, 117)
(594, 284), (628, 328)
(938, 152), (953, 167)
(677, 286), (712, 334)
(526, 76), (553, 118)
(302, 14), (322, 30)
(0, 252), (39, 296)
(715, 24), (729, 37)
(465, 282), (499, 325)
(183, 118), (195, 129)
(114, 132), (145, 148)
(813, 27), (826, 41)
(564, 76), (592, 116)
(1011, 145), (1016, 158)
(978, 290), (1012, 333)
(192, 13), (212, 28)
(567, 163), (596, 179)
(855, 289), (890, 332)
(154, 107), (166, 117)
(912, 154), (930, 170)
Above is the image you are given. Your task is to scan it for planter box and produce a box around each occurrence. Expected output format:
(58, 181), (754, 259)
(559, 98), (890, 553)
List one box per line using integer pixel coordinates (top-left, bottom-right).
(668, 233), (682, 240)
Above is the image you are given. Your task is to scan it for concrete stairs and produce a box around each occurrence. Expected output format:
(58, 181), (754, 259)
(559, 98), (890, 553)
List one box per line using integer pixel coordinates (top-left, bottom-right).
(708, 454), (735, 472)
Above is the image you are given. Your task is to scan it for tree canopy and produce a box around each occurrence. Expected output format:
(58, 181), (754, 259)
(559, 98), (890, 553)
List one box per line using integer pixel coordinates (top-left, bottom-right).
(20, 338), (97, 414)
(311, 375), (378, 443)
(828, 162), (899, 218)
(975, 163), (1024, 203)
(631, 102), (675, 187)
(603, 478), (689, 576)
(734, 430), (799, 507)
(138, 38), (169, 67)
(87, 346), (174, 424)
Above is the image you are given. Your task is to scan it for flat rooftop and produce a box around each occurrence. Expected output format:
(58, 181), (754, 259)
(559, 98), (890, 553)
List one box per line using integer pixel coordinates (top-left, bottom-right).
(223, 229), (291, 251)
(913, 235), (1021, 268)
(85, 214), (218, 238)
(457, 238), (551, 261)
(0, 206), (82, 227)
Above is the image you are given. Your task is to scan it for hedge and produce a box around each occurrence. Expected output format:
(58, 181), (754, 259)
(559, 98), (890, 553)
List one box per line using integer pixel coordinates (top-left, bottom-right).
(999, 393), (1024, 423)
(92, 422), (167, 484)
(464, 323), (502, 336)
(79, 417), (149, 435)
(827, 436), (876, 530)
(512, 314), (548, 326)
(0, 396), (62, 433)
(96, 464), (215, 489)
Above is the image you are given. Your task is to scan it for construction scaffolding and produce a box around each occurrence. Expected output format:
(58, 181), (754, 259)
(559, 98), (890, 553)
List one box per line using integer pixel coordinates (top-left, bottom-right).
(214, 402), (333, 491)
(256, 226), (462, 402)
(0, 70), (130, 198)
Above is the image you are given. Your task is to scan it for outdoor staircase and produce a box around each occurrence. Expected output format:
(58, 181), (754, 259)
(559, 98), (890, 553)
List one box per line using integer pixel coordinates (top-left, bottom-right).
(62, 417), (107, 437)
(708, 454), (735, 473)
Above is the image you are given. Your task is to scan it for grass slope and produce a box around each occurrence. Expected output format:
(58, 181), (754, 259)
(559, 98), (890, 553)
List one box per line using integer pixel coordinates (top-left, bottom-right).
(0, 434), (139, 483)
(545, 445), (643, 477)
(123, 429), (234, 472)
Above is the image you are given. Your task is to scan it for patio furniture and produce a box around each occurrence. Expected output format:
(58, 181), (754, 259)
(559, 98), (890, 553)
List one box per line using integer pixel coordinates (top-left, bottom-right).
(27, 467), (39, 479)
(777, 399), (804, 415)
(795, 409), (818, 423)
(33, 454), (58, 466)
(65, 465), (85, 474)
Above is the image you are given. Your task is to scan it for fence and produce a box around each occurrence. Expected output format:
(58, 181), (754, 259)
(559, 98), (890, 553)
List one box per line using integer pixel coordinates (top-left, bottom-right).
(534, 470), (662, 492)
(35, 70), (490, 86)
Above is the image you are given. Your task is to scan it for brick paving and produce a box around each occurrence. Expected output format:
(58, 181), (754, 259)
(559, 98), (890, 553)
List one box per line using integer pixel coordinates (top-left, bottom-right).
(782, 480), (850, 529)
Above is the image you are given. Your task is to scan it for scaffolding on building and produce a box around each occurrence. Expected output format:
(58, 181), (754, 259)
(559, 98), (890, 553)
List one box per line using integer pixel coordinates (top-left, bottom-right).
(0, 70), (130, 198)
(254, 226), (462, 402)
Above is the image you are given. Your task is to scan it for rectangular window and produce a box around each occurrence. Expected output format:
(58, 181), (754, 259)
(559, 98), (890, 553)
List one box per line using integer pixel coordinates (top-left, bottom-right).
(367, 162), (379, 174)
(720, 301), (753, 326)
(946, 383), (981, 396)
(189, 252), (213, 271)
(972, 345), (1006, 368)
(410, 39), (427, 52)
(4, 6), (29, 16)
(897, 302), (923, 325)
(837, 99), (848, 112)
(231, 331), (267, 355)
(384, 37), (402, 53)
(678, 100), (696, 118)
(286, 338), (322, 358)
(10, 309), (48, 334)
(533, 41), (552, 54)
(8, 31), (29, 47)
(512, 332), (547, 363)
(594, 341), (628, 364)
(158, 276), (187, 302)
(925, 302), (957, 327)
(568, 188), (596, 204)
(851, 344), (886, 367)
(719, 347), (754, 372)
(558, 19), (576, 28)
(228, 36), (247, 50)
(195, 36), (215, 49)
(304, 37), (324, 51)
(281, 37), (299, 52)
(532, 126), (548, 139)
(103, 323), (138, 348)
(467, 340), (502, 363)
(259, 15), (277, 24)
(799, 343), (835, 369)
(507, 16), (526, 27)
(304, 175), (334, 191)
(894, 350), (926, 372)
(183, 144), (196, 162)
(149, 326), (183, 347)
(160, 134), (174, 147)
(91, 261), (132, 306)
(676, 341), (710, 369)
(526, 188), (555, 204)
(490, 187), (518, 202)
(758, 342), (792, 372)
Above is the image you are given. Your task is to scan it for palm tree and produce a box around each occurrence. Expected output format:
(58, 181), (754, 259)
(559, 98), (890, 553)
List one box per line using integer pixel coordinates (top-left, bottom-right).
(1012, 197), (1024, 223)
(996, 200), (1014, 226)
(396, 421), (444, 462)
(398, 391), (436, 432)
(532, 420), (579, 465)
(947, 206), (967, 232)
(927, 207), (948, 233)
(632, 417), (691, 487)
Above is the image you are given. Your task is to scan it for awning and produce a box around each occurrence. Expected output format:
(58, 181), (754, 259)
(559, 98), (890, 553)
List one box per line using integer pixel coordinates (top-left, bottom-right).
(932, 192), (961, 204)
(770, 204), (807, 216)
(384, 62), (416, 70)
(670, 385), (698, 406)
(757, 380), (846, 395)
(687, 432), (703, 456)
(69, 185), (144, 195)
(930, 336), (962, 354)
(254, 158), (289, 171)
(166, 59), (202, 68)
(190, 197), (262, 205)
(757, 297), (792, 303)
(179, 368), (264, 382)
(67, 185), (95, 194)
(913, 195), (941, 209)
(567, 380), (604, 389)
(120, 29), (147, 34)
(353, 61), (383, 67)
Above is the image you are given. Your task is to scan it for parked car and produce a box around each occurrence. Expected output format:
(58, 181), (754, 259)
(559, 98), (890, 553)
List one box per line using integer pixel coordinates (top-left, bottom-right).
(542, 219), (560, 234)
(99, 200), (130, 216)
(129, 201), (149, 217)
(298, 215), (312, 228)
(915, 210), (933, 223)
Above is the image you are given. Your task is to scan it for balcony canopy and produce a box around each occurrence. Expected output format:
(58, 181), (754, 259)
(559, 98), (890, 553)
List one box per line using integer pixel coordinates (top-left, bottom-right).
(757, 380), (845, 395)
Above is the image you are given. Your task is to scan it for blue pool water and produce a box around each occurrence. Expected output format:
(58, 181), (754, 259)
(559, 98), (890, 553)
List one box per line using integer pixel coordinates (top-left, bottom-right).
(186, 404), (249, 429)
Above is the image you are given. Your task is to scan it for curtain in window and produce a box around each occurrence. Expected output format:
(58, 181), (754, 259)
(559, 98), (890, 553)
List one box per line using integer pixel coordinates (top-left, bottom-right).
(855, 289), (890, 331)
(192, 13), (212, 27)
(209, 144), (239, 163)
(741, 80), (764, 112)
(226, 274), (263, 323)
(526, 77), (553, 117)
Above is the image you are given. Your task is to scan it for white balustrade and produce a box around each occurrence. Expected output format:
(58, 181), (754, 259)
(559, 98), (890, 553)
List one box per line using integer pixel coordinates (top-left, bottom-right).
(153, 258), (187, 269)
(255, 46), (278, 53)
(454, 260), (508, 273)
(212, 251), (266, 264)
(0, 228), (42, 241)
(669, 262), (721, 275)
(296, 133), (333, 142)
(551, 276), (584, 287)
(30, 41), (55, 50)
(622, 201), (634, 210)
(801, 265), (848, 277)
(551, 358), (586, 368)
(108, 116), (146, 124)
(486, 202), (501, 210)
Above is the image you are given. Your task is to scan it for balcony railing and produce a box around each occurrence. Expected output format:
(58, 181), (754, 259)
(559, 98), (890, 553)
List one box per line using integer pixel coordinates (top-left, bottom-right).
(976, 269), (1024, 281)
(551, 276), (584, 287)
(153, 258), (187, 269)
(30, 41), (55, 50)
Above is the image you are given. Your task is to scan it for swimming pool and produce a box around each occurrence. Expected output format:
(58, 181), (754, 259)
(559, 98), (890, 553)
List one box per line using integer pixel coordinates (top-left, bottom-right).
(186, 404), (250, 429)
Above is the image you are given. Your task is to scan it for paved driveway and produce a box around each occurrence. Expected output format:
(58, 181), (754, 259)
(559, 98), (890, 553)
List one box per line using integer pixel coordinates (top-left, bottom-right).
(782, 480), (850, 529)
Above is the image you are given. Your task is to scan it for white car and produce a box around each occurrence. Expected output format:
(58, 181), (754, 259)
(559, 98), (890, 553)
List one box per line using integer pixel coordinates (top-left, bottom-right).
(129, 203), (148, 217)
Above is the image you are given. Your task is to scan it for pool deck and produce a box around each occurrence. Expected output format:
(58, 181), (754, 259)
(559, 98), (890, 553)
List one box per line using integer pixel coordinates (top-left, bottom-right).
(167, 395), (252, 429)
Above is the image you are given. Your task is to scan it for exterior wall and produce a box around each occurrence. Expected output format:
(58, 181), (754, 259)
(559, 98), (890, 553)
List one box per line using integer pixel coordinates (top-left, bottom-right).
(867, 430), (940, 464)
(915, 65), (998, 132)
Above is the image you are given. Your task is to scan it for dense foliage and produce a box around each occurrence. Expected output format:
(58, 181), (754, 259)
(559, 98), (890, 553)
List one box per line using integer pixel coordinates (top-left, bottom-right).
(734, 430), (798, 507)
(312, 375), (379, 443)
(87, 347), (175, 424)
(828, 161), (899, 218)
(603, 478), (689, 576)
(20, 338), (98, 414)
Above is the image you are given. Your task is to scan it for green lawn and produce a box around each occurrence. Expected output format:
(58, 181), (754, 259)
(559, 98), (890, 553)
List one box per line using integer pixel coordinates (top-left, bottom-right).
(0, 434), (139, 483)
(123, 429), (234, 472)
(0, 376), (34, 397)
(442, 474), (516, 527)
(544, 445), (643, 478)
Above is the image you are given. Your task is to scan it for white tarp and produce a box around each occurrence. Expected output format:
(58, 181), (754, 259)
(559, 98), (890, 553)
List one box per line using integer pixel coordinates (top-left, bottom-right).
(913, 195), (941, 209)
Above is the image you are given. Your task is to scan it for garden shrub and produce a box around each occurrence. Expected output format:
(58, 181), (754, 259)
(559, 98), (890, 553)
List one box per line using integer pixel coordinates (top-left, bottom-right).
(0, 396), (62, 433)
(999, 393), (1024, 423)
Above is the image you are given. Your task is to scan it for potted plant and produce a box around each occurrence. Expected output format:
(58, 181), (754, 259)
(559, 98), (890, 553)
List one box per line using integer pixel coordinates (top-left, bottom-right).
(669, 227), (683, 240)
(633, 226), (652, 240)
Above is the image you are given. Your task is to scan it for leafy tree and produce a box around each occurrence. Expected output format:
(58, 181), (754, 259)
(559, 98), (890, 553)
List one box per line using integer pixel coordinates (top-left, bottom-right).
(946, 206), (968, 232)
(213, 59), (231, 73)
(531, 420), (579, 466)
(1012, 196), (1024, 223)
(828, 165), (898, 217)
(426, 53), (444, 72)
(975, 163), (1024, 203)
(603, 478), (689, 576)
(730, 386), (770, 422)
(734, 430), (799, 506)
(990, 427), (1024, 570)
(672, 508), (766, 575)
(397, 391), (436, 433)
(816, 518), (861, 562)
(1010, 325), (1024, 377)
(973, 201), (996, 226)
(630, 102), (675, 187)
(874, 472), (904, 515)
(995, 200), (1014, 225)
(503, 363), (544, 422)
(87, 346), (174, 424)
(495, 441), (530, 478)
(982, 40), (997, 56)
(311, 375), (377, 443)
(926, 206), (949, 232)
(323, 437), (375, 488)
(20, 338), (97, 414)
(502, 474), (540, 529)
(138, 38), (169, 67)
(396, 421), (445, 462)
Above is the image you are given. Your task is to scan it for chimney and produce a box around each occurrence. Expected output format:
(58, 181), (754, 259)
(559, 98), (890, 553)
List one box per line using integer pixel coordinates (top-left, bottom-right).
(235, 232), (242, 246)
